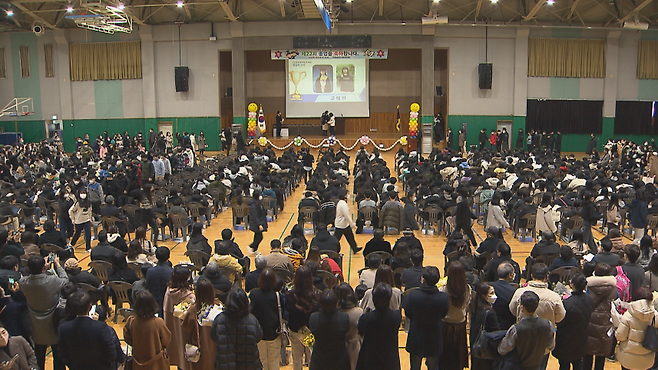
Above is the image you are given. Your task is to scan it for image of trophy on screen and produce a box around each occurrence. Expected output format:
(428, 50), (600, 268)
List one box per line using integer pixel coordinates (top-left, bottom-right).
(289, 70), (307, 101)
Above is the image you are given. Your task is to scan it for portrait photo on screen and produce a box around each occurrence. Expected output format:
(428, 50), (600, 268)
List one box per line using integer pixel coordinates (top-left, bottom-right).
(313, 65), (333, 93)
(336, 64), (355, 92)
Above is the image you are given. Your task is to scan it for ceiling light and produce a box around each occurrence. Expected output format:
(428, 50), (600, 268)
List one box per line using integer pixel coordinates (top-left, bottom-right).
(433, 0), (440, 3)
(176, 1), (184, 7)
(345, 0), (352, 2)
(118, 3), (124, 9)
(491, 0), (498, 3)
(546, 0), (554, 4)
(66, 6), (74, 12)
(6, 10), (13, 16)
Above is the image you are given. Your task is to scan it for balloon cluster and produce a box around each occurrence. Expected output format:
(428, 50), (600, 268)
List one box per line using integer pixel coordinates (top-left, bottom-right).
(409, 103), (420, 138)
(247, 102), (258, 139)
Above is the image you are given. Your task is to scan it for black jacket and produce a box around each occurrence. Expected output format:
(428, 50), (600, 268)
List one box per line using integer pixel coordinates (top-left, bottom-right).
(401, 202), (419, 231)
(530, 240), (560, 258)
(200, 271), (232, 292)
(37, 229), (67, 249)
(552, 292), (593, 362)
(248, 199), (268, 232)
(210, 313), (263, 370)
(310, 230), (341, 252)
(145, 263), (174, 315)
(186, 234), (213, 256)
(67, 268), (100, 288)
(309, 309), (351, 370)
(249, 288), (285, 341)
(491, 279), (518, 330)
(356, 308), (402, 370)
(403, 284), (450, 357)
(58, 316), (123, 370)
(245, 270), (262, 293)
(592, 252), (620, 267)
(90, 243), (118, 264)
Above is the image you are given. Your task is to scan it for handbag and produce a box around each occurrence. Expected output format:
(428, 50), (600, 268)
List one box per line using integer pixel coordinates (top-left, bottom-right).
(644, 316), (658, 352)
(184, 310), (201, 363)
(276, 292), (291, 346)
(472, 311), (507, 359)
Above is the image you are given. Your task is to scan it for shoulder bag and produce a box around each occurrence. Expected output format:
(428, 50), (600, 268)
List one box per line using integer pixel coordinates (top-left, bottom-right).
(644, 316), (658, 352)
(472, 310), (507, 360)
(276, 292), (291, 346)
(184, 310), (201, 363)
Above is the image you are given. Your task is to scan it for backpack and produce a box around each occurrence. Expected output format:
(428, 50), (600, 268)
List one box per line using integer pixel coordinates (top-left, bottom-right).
(615, 265), (632, 303)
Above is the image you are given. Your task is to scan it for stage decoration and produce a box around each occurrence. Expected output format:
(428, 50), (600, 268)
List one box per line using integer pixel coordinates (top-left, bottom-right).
(247, 102), (258, 139)
(249, 135), (407, 152)
(409, 103), (420, 139)
(258, 105), (266, 134)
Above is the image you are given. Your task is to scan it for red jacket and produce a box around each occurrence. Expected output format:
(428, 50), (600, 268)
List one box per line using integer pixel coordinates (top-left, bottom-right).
(489, 133), (497, 145)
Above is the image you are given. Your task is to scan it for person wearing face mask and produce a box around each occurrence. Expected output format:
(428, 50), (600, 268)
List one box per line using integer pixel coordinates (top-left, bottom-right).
(0, 326), (37, 370)
(469, 283), (501, 370)
(68, 190), (93, 252)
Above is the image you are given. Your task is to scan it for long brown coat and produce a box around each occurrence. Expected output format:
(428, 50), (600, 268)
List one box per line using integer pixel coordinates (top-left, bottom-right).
(586, 276), (618, 357)
(181, 302), (217, 370)
(124, 315), (172, 370)
(163, 287), (195, 370)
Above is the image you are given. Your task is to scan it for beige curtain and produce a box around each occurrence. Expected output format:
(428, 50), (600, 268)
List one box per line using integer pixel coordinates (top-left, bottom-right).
(19, 45), (30, 78)
(638, 40), (658, 79)
(0, 47), (5, 79)
(44, 44), (54, 78)
(528, 38), (606, 78)
(69, 41), (142, 81)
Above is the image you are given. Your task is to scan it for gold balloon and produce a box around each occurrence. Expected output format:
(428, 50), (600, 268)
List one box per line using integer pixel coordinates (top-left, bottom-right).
(410, 103), (420, 112)
(248, 103), (258, 112)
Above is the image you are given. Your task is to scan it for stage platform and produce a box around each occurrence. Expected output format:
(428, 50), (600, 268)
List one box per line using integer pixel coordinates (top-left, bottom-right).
(265, 134), (412, 151)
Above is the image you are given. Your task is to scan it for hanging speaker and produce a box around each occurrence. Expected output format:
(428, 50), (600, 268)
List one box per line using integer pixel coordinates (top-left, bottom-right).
(436, 86), (443, 96)
(175, 66), (189, 92)
(478, 63), (492, 90)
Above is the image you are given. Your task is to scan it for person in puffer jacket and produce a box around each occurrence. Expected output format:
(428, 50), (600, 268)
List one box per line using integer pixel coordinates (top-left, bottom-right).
(616, 286), (658, 370)
(585, 265), (618, 370)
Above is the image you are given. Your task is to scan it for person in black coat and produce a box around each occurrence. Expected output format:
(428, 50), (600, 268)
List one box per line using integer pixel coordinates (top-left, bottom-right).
(403, 266), (450, 370)
(516, 129), (524, 150)
(479, 129), (487, 151)
(592, 238), (620, 267)
(453, 192), (477, 246)
(108, 250), (139, 284)
(580, 192), (602, 254)
(309, 289), (351, 370)
(309, 223), (341, 253)
(470, 283), (501, 370)
(490, 263), (518, 331)
(401, 195), (419, 231)
(64, 258), (100, 288)
(248, 268), (286, 369)
(37, 220), (67, 249)
(100, 196), (127, 236)
(200, 262), (232, 293)
(248, 190), (268, 254)
(145, 247), (174, 316)
(58, 291), (124, 370)
(552, 274), (593, 370)
(245, 255), (266, 293)
(530, 231), (561, 258)
(585, 134), (597, 155)
(356, 283), (402, 370)
(89, 231), (119, 264)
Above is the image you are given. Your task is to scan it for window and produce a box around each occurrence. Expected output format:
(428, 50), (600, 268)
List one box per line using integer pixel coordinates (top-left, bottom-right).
(44, 44), (54, 78)
(0, 47), (6, 79)
(19, 45), (30, 78)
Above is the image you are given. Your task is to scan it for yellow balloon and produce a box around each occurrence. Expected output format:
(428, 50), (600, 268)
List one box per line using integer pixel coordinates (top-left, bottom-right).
(248, 103), (258, 112)
(410, 103), (420, 112)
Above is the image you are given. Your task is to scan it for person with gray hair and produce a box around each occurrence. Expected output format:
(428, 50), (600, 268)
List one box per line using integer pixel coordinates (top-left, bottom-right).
(245, 255), (267, 293)
(199, 261), (232, 292)
(491, 262), (518, 331)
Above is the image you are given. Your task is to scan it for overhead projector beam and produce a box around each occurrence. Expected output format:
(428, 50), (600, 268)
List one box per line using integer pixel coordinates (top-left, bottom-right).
(219, 1), (238, 21)
(523, 0), (547, 20)
(619, 0), (653, 22)
(12, 1), (56, 28)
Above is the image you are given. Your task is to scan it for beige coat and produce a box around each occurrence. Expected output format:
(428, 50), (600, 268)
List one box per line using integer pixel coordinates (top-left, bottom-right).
(163, 287), (195, 370)
(439, 284), (471, 324)
(607, 205), (622, 226)
(616, 299), (658, 370)
(509, 281), (566, 326)
(123, 315), (172, 370)
(340, 306), (364, 370)
(536, 205), (557, 234)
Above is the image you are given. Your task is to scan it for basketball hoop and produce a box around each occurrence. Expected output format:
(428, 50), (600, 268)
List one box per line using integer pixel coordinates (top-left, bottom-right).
(0, 98), (34, 118)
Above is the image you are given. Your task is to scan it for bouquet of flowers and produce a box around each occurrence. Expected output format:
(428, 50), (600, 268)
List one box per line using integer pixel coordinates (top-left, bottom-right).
(174, 300), (193, 319)
(300, 326), (314, 350)
(198, 303), (223, 326)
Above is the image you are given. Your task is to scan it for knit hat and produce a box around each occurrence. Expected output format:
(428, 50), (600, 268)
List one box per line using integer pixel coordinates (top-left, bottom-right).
(64, 258), (79, 270)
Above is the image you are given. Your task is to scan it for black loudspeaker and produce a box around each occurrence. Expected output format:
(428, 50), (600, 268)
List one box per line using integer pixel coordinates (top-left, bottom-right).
(226, 87), (233, 97)
(478, 63), (492, 90)
(175, 66), (189, 92)
(436, 86), (443, 96)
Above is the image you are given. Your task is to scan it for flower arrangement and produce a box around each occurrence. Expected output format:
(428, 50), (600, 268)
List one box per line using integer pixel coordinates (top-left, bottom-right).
(258, 137), (268, 146)
(359, 135), (370, 145)
(326, 136), (337, 146)
(293, 136), (303, 146)
(300, 326), (314, 349)
(173, 300), (192, 319)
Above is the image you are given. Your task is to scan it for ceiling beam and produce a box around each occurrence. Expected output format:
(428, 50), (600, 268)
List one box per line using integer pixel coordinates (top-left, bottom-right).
(619, 0), (653, 22)
(474, 0), (483, 19)
(184, 3), (192, 19)
(567, 0), (581, 20)
(379, 0), (383, 16)
(12, 2), (56, 28)
(280, 0), (285, 17)
(219, 0), (239, 21)
(523, 0), (546, 20)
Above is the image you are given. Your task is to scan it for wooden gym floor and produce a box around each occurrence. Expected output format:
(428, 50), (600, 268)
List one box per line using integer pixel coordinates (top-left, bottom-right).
(45, 148), (618, 370)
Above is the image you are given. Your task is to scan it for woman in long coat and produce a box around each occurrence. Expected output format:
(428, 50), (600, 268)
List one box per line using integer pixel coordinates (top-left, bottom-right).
(309, 290), (351, 370)
(124, 291), (172, 370)
(356, 283), (401, 370)
(181, 279), (217, 370)
(163, 265), (196, 370)
(552, 274), (593, 369)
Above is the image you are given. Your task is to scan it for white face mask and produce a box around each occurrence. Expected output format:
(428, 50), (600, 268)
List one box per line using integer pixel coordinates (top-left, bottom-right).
(487, 294), (497, 304)
(80, 194), (87, 199)
(73, 181), (79, 185)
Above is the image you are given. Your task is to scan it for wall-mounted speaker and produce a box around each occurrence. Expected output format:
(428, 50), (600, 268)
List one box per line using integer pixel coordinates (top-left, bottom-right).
(175, 66), (189, 92)
(478, 63), (492, 90)
(436, 86), (443, 96)
(226, 87), (233, 97)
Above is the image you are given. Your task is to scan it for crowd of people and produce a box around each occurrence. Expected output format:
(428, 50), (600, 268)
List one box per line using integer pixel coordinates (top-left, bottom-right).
(3, 125), (658, 370)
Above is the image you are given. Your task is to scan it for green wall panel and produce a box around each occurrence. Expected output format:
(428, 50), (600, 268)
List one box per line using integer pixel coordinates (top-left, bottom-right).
(447, 115), (513, 150)
(550, 78), (580, 99)
(94, 81), (124, 118)
(640, 30), (658, 41)
(552, 28), (582, 38)
(10, 33), (42, 121)
(638, 80), (658, 101)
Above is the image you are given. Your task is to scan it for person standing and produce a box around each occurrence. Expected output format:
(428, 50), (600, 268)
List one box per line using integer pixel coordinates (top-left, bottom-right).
(631, 190), (649, 245)
(447, 128), (453, 150)
(498, 291), (555, 370)
(181, 279), (218, 370)
(198, 131), (206, 158)
(470, 283), (501, 370)
(148, 128), (156, 151)
(334, 190), (361, 254)
(555, 132), (562, 154)
(309, 289), (351, 370)
(248, 190), (268, 255)
(20, 255), (68, 370)
(276, 111), (284, 138)
(552, 274), (593, 370)
(145, 247), (174, 316)
(438, 262), (471, 370)
(586, 134), (597, 155)
(616, 286), (657, 370)
(249, 268), (285, 370)
(500, 128), (509, 151)
(334, 283), (364, 370)
(286, 267), (321, 370)
(124, 291), (172, 370)
(163, 265), (196, 370)
(584, 264), (617, 370)
(403, 266), (450, 370)
(479, 129), (487, 151)
(321, 111), (329, 136)
(69, 190), (93, 252)
(328, 113), (336, 137)
(458, 129), (467, 155)
(516, 128), (524, 150)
